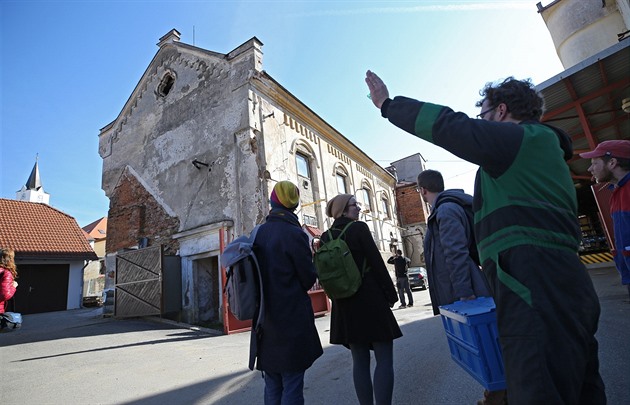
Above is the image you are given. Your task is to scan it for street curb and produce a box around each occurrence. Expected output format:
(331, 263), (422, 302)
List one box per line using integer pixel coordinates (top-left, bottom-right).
(142, 316), (224, 336)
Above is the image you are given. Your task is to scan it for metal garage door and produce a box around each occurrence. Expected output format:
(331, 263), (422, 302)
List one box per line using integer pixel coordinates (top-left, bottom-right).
(11, 264), (69, 314)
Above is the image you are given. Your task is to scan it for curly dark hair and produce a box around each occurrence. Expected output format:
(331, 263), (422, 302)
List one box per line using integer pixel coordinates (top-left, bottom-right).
(475, 77), (545, 121)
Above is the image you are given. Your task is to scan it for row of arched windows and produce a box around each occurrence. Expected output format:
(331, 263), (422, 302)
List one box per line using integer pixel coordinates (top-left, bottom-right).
(296, 151), (391, 220)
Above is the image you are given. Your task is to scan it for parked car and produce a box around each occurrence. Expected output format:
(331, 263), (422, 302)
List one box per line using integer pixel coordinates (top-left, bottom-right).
(408, 267), (427, 290)
(82, 295), (103, 307)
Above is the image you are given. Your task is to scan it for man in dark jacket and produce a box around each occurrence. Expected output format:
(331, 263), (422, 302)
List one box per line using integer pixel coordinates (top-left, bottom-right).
(366, 71), (606, 404)
(417, 170), (491, 316)
(417, 169), (499, 404)
(387, 249), (413, 308)
(253, 181), (323, 404)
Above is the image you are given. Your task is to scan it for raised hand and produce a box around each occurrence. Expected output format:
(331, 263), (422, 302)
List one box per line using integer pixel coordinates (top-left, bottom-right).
(365, 70), (390, 109)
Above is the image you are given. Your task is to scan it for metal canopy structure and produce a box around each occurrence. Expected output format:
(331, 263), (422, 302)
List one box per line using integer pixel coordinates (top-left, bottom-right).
(537, 39), (630, 187)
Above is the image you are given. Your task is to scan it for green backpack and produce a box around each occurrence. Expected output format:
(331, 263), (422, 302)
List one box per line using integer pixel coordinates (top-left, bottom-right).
(314, 222), (364, 299)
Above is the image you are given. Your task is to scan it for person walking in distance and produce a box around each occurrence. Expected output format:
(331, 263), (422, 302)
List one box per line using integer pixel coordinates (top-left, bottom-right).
(365, 70), (606, 404)
(580, 140), (630, 301)
(387, 250), (413, 308)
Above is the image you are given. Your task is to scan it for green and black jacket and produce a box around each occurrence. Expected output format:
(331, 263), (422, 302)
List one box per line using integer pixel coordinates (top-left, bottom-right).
(382, 96), (580, 285)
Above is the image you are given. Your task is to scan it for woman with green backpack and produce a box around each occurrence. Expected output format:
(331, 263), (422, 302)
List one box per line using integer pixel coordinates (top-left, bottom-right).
(320, 194), (402, 405)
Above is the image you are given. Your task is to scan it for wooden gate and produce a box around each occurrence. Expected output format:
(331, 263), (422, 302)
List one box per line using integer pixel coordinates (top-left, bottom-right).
(115, 245), (163, 318)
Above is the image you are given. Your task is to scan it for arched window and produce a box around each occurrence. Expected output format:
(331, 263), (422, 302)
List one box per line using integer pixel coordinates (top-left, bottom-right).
(380, 195), (391, 219)
(157, 73), (175, 97)
(334, 164), (349, 194)
(359, 187), (372, 212)
(336, 173), (348, 194)
(296, 152), (310, 179)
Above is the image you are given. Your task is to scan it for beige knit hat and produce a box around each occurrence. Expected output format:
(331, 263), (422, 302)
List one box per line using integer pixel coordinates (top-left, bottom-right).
(326, 194), (354, 219)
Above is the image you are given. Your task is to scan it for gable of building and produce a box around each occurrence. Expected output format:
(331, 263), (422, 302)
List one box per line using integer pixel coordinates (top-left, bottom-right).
(82, 216), (107, 241)
(99, 31), (265, 234)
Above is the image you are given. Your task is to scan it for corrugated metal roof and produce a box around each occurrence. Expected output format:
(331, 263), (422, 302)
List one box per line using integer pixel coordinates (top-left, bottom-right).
(537, 39), (630, 185)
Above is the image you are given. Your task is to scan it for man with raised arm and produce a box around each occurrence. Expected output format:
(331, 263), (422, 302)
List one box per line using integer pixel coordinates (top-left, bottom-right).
(365, 70), (606, 404)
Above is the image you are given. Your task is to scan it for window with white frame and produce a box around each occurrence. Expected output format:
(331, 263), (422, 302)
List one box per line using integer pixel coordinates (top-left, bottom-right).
(296, 153), (310, 179)
(381, 196), (390, 219)
(303, 214), (318, 227)
(360, 187), (372, 212)
(336, 173), (347, 194)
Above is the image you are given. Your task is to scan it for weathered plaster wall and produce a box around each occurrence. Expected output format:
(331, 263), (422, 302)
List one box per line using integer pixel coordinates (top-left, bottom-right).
(401, 224), (426, 267)
(100, 32), (405, 323)
(100, 41), (263, 240)
(541, 0), (628, 68)
(252, 86), (402, 255)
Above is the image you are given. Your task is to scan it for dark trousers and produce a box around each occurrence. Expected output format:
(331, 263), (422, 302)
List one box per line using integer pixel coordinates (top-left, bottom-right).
(396, 277), (413, 306)
(349, 341), (394, 405)
(485, 245), (606, 404)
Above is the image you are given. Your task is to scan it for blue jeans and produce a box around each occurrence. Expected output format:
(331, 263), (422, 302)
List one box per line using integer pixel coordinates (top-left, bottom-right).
(263, 370), (305, 405)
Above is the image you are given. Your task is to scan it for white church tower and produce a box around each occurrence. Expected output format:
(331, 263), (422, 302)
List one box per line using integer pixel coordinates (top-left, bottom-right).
(16, 157), (50, 205)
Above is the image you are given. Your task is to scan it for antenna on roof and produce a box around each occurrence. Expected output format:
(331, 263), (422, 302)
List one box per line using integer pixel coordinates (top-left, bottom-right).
(193, 25), (195, 46)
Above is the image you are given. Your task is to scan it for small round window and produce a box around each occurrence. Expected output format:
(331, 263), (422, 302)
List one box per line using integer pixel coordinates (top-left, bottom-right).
(158, 73), (175, 97)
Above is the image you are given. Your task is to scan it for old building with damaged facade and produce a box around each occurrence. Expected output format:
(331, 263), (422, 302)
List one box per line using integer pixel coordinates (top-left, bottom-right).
(99, 29), (402, 328)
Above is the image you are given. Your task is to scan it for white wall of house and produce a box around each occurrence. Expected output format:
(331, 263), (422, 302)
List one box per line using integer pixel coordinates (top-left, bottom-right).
(68, 261), (86, 309)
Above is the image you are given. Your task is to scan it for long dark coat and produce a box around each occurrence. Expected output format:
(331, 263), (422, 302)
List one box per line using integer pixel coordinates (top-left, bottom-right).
(252, 208), (323, 373)
(320, 216), (402, 345)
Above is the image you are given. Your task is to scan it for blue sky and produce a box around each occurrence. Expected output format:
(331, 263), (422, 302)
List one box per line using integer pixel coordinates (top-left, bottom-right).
(0, 0), (564, 227)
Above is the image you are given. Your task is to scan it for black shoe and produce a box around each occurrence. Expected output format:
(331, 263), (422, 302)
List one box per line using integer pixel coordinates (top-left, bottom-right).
(407, 303), (413, 307)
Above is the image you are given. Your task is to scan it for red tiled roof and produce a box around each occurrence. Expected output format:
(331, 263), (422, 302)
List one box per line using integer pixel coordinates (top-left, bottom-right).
(82, 216), (107, 241)
(0, 198), (97, 260)
(303, 225), (323, 237)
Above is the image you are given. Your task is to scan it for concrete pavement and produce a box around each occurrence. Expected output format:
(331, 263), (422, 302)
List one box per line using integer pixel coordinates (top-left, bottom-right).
(1, 264), (628, 404)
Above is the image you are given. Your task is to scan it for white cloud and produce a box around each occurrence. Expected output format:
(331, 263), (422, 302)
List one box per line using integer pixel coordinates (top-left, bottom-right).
(289, 2), (532, 18)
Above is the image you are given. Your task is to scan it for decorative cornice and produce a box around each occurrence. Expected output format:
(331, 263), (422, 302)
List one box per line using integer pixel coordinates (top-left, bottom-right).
(99, 46), (227, 158)
(251, 72), (395, 186)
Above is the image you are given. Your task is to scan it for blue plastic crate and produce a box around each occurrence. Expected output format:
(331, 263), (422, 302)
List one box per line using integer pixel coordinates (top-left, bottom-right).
(439, 297), (506, 391)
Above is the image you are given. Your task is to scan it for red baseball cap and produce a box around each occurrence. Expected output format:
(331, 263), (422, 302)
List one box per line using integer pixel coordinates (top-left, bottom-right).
(579, 140), (630, 159)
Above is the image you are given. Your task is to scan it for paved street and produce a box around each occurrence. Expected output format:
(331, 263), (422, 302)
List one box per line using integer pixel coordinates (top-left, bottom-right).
(1, 265), (628, 405)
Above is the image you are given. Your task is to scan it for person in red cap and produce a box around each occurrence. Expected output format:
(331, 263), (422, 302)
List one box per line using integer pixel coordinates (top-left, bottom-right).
(580, 140), (630, 300)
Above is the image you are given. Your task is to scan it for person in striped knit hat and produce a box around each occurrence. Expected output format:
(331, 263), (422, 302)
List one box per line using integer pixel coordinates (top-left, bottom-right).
(252, 180), (323, 404)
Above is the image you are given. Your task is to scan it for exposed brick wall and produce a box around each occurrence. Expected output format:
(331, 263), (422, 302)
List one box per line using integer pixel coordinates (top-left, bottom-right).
(395, 184), (426, 226)
(106, 171), (180, 255)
